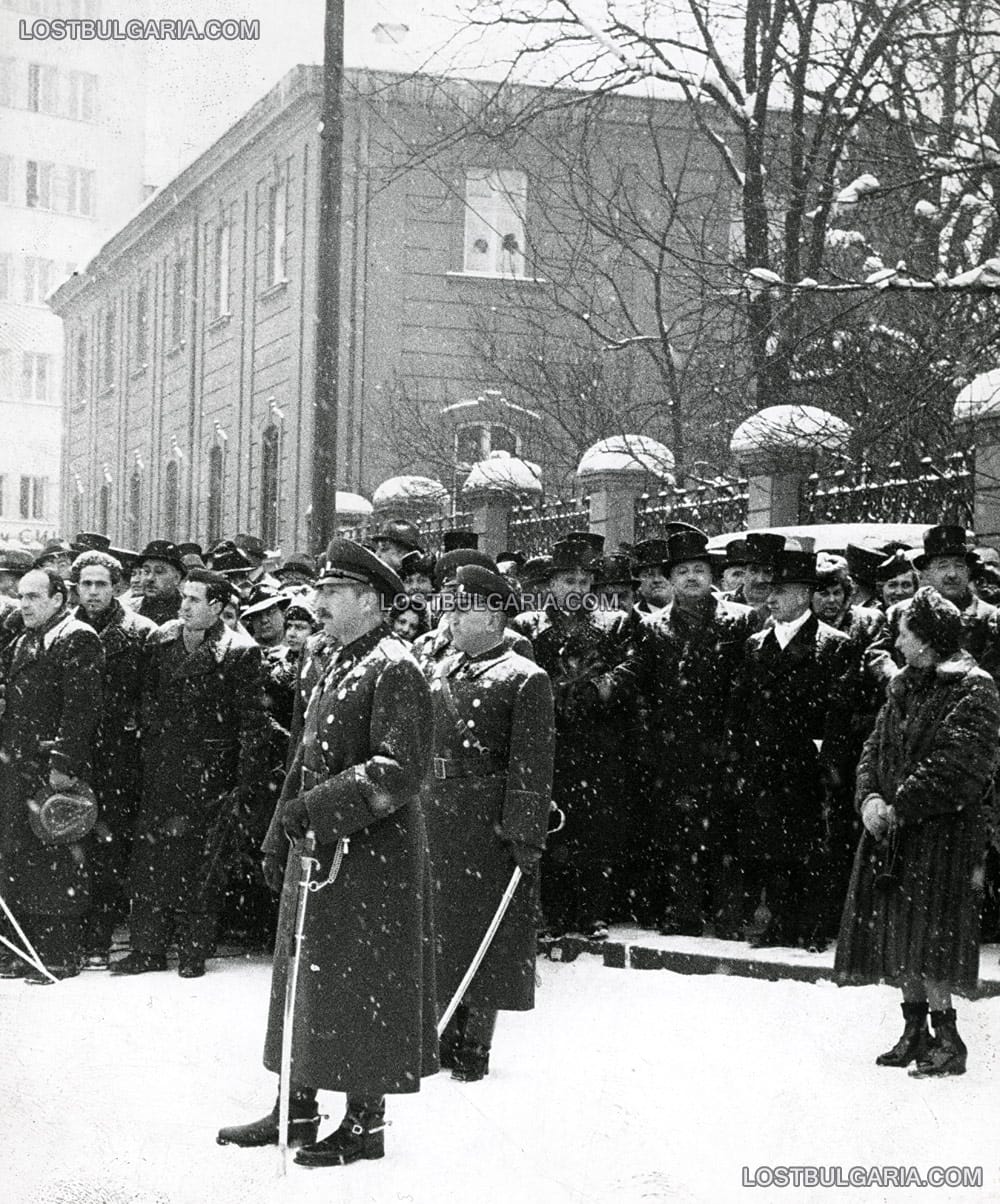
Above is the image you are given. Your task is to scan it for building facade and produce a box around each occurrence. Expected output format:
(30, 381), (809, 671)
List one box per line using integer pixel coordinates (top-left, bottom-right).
(51, 64), (727, 554)
(0, 0), (147, 546)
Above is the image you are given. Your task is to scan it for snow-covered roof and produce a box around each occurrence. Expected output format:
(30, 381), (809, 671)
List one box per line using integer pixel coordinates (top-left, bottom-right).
(372, 475), (449, 507)
(954, 367), (1000, 421)
(730, 405), (852, 457)
(462, 451), (542, 494)
(335, 491), (373, 517)
(577, 434), (675, 479)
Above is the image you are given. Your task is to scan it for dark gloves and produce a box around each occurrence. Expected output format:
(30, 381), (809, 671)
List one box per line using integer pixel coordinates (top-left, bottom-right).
(506, 840), (542, 874)
(262, 853), (284, 894)
(280, 794), (310, 841)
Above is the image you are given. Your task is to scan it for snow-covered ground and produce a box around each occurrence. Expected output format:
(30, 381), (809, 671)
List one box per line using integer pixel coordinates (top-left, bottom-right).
(1, 952), (997, 1204)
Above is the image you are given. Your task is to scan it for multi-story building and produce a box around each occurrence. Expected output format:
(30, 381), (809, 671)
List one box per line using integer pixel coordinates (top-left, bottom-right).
(50, 63), (727, 553)
(0, 0), (147, 545)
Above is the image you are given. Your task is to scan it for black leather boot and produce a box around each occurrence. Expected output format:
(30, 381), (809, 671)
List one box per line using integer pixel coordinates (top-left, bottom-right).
(452, 1007), (497, 1082)
(109, 951), (168, 976)
(909, 1008), (967, 1078)
(217, 1090), (320, 1147)
(439, 1005), (467, 1071)
(294, 1096), (385, 1167)
(876, 1002), (932, 1067)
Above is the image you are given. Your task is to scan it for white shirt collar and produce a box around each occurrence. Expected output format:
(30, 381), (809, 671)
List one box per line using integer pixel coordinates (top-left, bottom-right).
(771, 608), (811, 650)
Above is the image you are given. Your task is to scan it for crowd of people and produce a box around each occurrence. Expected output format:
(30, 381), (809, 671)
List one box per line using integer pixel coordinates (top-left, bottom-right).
(0, 514), (997, 1151)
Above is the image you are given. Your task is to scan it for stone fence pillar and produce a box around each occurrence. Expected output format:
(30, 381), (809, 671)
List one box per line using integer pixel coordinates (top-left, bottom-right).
(953, 414), (1000, 542)
(584, 469), (648, 550)
(738, 450), (813, 529)
(464, 489), (515, 557)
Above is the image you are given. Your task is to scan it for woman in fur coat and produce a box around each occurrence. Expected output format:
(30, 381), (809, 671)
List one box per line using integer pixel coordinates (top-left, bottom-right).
(835, 586), (1000, 1077)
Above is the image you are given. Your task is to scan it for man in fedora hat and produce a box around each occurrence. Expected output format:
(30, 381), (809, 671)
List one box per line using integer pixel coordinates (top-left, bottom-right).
(422, 565), (553, 1083)
(0, 547), (34, 600)
(726, 548), (856, 949)
(34, 539), (74, 577)
(370, 519), (423, 573)
(113, 569), (269, 980)
(69, 549), (158, 968)
(511, 531), (632, 939)
(218, 539), (437, 1166)
(612, 528), (758, 934)
(0, 567), (104, 982)
(132, 540), (186, 626)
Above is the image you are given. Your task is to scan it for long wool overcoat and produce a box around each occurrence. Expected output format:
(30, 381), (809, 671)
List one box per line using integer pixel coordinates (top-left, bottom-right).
(261, 625), (438, 1095)
(128, 619), (268, 909)
(0, 609), (104, 915)
(835, 652), (1000, 993)
(423, 644), (554, 1012)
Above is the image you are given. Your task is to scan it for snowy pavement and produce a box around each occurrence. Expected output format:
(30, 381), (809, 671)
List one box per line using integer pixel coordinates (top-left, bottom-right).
(1, 953), (997, 1204)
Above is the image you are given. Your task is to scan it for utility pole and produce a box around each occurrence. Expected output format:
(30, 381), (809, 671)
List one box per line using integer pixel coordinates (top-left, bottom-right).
(311, 0), (344, 548)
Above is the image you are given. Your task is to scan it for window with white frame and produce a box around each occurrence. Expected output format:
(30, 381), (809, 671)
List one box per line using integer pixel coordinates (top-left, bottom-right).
(27, 63), (57, 113)
(19, 475), (46, 520)
(23, 256), (53, 304)
(21, 352), (50, 402)
(212, 217), (231, 318)
(266, 173), (287, 286)
(25, 161), (93, 214)
(463, 168), (527, 277)
(65, 165), (94, 215)
(65, 70), (98, 120)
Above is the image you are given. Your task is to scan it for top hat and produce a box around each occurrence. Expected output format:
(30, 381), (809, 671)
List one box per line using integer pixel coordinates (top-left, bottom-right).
(725, 539), (750, 567)
(177, 541), (203, 559)
(913, 524), (976, 571)
(663, 528), (711, 571)
(138, 540), (185, 571)
(316, 538), (404, 602)
(241, 583), (292, 620)
(631, 539), (670, 572)
(275, 552), (317, 581)
(845, 542), (887, 585)
(371, 520), (423, 554)
(433, 549), (497, 589)
(551, 532), (604, 571)
(743, 533), (785, 567)
(772, 549), (818, 586)
(441, 529), (479, 552)
(71, 532), (112, 554)
(592, 553), (635, 588)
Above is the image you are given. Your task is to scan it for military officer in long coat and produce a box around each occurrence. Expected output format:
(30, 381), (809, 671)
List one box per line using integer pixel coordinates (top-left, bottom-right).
(218, 540), (437, 1168)
(423, 566), (554, 1082)
(70, 550), (158, 967)
(112, 569), (268, 979)
(0, 568), (104, 982)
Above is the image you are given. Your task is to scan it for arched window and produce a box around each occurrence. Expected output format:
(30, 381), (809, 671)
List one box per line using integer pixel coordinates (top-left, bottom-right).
(489, 424), (518, 455)
(207, 444), (224, 548)
(98, 483), (110, 535)
(163, 459), (179, 541)
(260, 424), (279, 548)
(128, 469), (142, 548)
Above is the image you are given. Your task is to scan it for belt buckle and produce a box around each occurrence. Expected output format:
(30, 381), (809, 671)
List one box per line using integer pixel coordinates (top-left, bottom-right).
(433, 756), (447, 780)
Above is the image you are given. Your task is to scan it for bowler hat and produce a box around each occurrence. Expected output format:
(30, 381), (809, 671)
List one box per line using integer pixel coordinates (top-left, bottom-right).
(316, 538), (404, 602)
(913, 524), (976, 571)
(433, 549), (498, 589)
(743, 533), (785, 567)
(371, 519), (423, 553)
(454, 564), (518, 611)
(71, 532), (111, 554)
(664, 528), (711, 571)
(138, 540), (185, 571)
(441, 529), (478, 552)
(772, 549), (818, 586)
(631, 539), (670, 572)
(241, 583), (292, 620)
(846, 542), (888, 585)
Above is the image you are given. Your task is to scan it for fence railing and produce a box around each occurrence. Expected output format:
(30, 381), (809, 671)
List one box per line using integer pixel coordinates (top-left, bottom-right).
(411, 512), (474, 552)
(508, 497), (590, 557)
(799, 452), (974, 526)
(635, 480), (749, 540)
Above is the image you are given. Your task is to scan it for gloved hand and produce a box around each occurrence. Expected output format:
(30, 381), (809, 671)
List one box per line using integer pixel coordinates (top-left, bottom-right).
(506, 840), (542, 874)
(861, 794), (889, 840)
(280, 794), (310, 841)
(262, 853), (284, 894)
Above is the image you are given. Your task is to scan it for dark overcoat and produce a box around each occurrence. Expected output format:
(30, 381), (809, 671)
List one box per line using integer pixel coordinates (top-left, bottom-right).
(726, 614), (856, 860)
(286, 631), (336, 760)
(128, 619), (268, 909)
(835, 652), (1000, 993)
(0, 609), (104, 915)
(423, 645), (554, 1012)
(261, 626), (438, 1095)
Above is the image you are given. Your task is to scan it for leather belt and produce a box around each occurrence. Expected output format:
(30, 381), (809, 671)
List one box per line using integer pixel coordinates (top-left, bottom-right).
(433, 756), (503, 781)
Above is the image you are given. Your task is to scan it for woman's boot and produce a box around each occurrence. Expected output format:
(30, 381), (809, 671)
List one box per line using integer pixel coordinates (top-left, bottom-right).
(876, 1002), (932, 1067)
(909, 1008), (967, 1078)
(294, 1095), (386, 1167)
(216, 1087), (320, 1147)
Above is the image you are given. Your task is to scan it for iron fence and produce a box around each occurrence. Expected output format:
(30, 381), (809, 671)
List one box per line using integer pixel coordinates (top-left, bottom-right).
(799, 452), (974, 526)
(508, 497), (591, 557)
(635, 480), (749, 539)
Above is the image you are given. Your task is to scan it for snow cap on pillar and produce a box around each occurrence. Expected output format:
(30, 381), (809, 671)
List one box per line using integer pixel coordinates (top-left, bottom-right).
(372, 475), (449, 521)
(954, 369), (1000, 423)
(576, 435), (675, 482)
(462, 451), (542, 496)
(730, 405), (852, 463)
